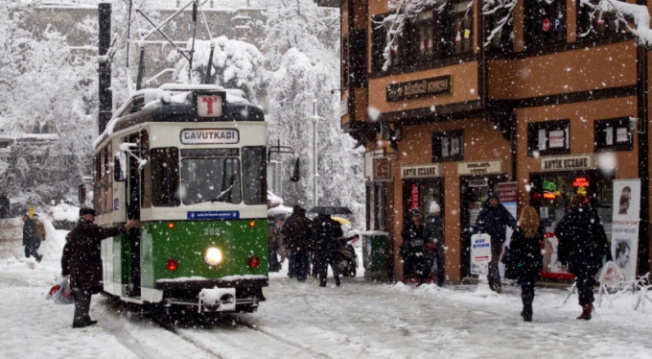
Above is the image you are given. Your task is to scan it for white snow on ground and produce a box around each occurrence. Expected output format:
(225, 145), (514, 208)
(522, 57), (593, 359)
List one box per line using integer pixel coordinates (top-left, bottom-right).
(1, 216), (652, 359)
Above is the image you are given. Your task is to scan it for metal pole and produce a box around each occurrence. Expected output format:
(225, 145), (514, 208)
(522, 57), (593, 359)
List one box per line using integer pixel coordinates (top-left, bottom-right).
(312, 100), (318, 209)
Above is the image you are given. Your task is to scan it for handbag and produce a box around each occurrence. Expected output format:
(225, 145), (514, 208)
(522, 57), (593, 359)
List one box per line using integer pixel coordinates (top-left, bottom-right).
(501, 247), (518, 280)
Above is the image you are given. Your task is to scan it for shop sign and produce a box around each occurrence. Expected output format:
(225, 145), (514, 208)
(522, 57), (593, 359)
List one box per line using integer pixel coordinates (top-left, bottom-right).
(498, 182), (518, 203)
(540, 154), (594, 172)
(400, 164), (442, 179)
(457, 160), (503, 176)
(386, 75), (451, 102)
(573, 177), (590, 187)
(364, 149), (386, 180)
(373, 158), (393, 182)
(411, 184), (419, 208)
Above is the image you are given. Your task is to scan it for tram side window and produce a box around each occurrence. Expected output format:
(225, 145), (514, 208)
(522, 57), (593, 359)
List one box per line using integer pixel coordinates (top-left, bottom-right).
(150, 148), (180, 207)
(242, 147), (266, 204)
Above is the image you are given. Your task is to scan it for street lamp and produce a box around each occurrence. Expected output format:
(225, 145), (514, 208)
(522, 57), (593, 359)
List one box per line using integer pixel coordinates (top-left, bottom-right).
(307, 100), (323, 209)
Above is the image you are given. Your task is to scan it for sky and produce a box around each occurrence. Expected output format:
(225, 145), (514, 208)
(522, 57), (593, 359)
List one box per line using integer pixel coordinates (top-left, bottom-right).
(1, 209), (652, 359)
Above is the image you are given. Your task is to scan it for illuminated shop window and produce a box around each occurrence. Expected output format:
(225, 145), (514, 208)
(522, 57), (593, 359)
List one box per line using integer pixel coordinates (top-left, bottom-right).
(594, 117), (633, 151)
(432, 130), (464, 162)
(527, 119), (570, 157)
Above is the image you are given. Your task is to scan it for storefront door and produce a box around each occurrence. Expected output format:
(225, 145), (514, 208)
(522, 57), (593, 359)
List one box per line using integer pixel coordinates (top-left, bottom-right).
(460, 174), (507, 278)
(402, 179), (444, 221)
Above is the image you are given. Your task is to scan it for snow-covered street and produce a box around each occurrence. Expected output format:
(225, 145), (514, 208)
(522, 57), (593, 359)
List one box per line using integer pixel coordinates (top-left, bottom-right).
(1, 219), (651, 359)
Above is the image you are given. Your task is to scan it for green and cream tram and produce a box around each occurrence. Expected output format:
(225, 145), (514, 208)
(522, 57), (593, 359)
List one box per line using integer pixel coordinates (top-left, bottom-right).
(93, 84), (268, 313)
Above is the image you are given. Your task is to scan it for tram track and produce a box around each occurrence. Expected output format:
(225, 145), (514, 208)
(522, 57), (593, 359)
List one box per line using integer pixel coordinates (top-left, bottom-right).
(152, 313), (335, 359)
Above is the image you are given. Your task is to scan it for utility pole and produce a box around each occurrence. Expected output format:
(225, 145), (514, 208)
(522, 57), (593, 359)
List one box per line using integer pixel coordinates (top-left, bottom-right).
(309, 100), (323, 209)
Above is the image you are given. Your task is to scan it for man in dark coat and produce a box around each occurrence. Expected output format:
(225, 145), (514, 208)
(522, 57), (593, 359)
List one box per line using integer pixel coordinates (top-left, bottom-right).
(281, 205), (312, 282)
(22, 213), (42, 262)
(401, 208), (427, 285)
(423, 202), (445, 286)
(311, 213), (344, 287)
(475, 192), (516, 293)
(62, 207), (140, 328)
(555, 194), (611, 320)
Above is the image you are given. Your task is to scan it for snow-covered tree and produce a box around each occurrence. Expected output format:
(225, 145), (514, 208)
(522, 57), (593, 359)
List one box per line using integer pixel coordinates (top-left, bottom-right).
(169, 36), (267, 103)
(0, 3), (98, 210)
(263, 0), (365, 221)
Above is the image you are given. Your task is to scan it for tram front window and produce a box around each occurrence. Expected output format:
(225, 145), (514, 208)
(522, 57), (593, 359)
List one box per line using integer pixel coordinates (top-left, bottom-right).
(181, 155), (242, 205)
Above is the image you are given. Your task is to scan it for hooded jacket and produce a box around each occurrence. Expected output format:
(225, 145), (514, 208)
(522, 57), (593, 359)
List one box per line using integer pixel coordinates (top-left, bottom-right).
(475, 194), (516, 244)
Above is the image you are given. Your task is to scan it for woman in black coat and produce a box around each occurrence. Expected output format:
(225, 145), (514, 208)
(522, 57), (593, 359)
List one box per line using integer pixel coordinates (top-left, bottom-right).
(505, 205), (543, 322)
(554, 194), (611, 320)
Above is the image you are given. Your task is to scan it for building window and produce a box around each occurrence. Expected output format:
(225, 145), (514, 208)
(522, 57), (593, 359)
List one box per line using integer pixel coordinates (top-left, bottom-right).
(450, 0), (473, 55)
(524, 0), (566, 49)
(577, 0), (626, 41)
(595, 117), (633, 151)
(527, 120), (570, 157)
(433, 130), (464, 162)
(341, 36), (349, 90)
(485, 6), (513, 54)
(371, 1), (473, 72)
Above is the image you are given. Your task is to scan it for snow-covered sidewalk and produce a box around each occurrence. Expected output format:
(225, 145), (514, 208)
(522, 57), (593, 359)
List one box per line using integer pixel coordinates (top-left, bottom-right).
(1, 220), (651, 358)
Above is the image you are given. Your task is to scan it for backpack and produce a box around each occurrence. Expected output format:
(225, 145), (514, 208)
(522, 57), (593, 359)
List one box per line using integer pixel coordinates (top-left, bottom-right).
(34, 219), (46, 241)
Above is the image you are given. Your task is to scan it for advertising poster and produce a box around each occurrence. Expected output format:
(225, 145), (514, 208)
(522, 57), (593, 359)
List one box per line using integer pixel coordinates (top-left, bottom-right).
(611, 179), (641, 281)
(470, 233), (492, 276)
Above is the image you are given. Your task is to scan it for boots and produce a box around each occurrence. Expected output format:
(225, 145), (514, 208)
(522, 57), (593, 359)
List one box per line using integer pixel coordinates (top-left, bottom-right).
(577, 302), (593, 320)
(521, 295), (533, 322)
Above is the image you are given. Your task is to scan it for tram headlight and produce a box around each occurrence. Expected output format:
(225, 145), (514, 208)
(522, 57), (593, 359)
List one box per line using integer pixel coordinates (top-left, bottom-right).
(204, 247), (223, 266)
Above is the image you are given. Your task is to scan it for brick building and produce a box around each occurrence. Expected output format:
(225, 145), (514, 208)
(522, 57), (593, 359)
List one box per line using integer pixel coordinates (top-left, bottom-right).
(317, 0), (651, 283)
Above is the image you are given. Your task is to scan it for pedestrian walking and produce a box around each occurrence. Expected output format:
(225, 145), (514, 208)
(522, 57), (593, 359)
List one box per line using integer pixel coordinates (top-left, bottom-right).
(281, 205), (312, 282)
(267, 215), (282, 272)
(22, 213), (43, 262)
(61, 207), (140, 328)
(311, 213), (344, 287)
(554, 194), (611, 320)
(401, 208), (427, 286)
(423, 202), (445, 286)
(504, 205), (543, 322)
(475, 192), (516, 293)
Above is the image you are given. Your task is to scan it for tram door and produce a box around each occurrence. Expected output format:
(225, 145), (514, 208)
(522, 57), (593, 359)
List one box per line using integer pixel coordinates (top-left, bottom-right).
(460, 175), (506, 278)
(126, 131), (147, 297)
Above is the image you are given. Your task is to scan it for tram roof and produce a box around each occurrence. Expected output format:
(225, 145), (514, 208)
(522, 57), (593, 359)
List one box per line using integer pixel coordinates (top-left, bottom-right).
(95, 84), (264, 147)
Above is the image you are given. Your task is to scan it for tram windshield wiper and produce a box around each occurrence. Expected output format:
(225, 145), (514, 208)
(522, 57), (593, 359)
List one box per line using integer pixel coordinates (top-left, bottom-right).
(211, 183), (235, 202)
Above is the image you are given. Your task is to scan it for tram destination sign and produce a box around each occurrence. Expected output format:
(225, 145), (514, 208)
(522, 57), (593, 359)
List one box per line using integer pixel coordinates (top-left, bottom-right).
(540, 154), (594, 172)
(386, 75), (451, 102)
(181, 128), (240, 145)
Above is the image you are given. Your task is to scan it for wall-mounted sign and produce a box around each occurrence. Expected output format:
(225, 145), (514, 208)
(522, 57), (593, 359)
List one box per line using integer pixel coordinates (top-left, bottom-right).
(386, 75), (451, 102)
(340, 98), (348, 117)
(364, 149), (386, 180)
(180, 128), (239, 144)
(373, 158), (393, 182)
(401, 164), (442, 179)
(458, 160), (503, 176)
(540, 154), (594, 172)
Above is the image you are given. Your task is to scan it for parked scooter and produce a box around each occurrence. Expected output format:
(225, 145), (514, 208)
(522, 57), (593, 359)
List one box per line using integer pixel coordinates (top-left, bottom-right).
(339, 234), (359, 277)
